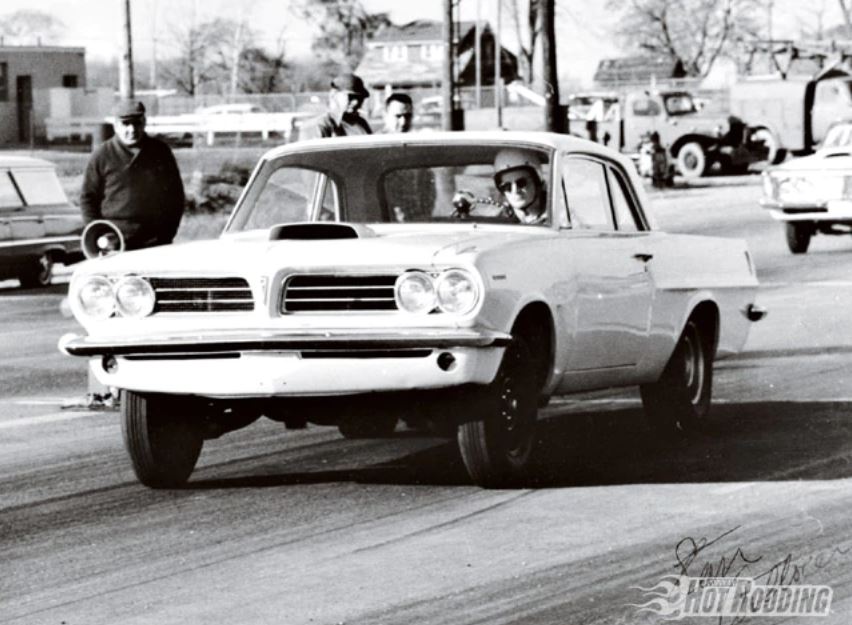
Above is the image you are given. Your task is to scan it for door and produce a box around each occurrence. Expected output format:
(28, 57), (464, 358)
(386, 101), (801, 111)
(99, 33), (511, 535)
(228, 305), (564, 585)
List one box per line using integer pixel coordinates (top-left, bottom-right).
(560, 156), (654, 370)
(16, 75), (32, 144)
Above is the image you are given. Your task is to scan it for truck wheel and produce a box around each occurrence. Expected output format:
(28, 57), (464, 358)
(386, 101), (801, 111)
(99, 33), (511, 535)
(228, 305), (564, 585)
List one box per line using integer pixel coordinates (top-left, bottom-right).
(676, 142), (707, 179)
(785, 223), (812, 254)
(121, 391), (204, 488)
(640, 319), (712, 437)
(457, 337), (538, 487)
(18, 253), (54, 288)
(752, 128), (785, 165)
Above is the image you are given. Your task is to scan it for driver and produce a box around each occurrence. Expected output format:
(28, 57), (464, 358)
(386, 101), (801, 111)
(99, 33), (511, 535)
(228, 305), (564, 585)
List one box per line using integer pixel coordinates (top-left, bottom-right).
(493, 149), (546, 224)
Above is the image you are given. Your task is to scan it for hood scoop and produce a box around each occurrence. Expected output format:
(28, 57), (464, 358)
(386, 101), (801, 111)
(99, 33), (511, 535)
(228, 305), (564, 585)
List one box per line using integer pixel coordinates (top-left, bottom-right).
(269, 222), (376, 240)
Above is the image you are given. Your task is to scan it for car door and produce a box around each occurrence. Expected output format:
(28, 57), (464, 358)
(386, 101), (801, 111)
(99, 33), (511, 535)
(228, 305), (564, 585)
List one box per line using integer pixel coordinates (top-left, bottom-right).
(560, 154), (654, 371)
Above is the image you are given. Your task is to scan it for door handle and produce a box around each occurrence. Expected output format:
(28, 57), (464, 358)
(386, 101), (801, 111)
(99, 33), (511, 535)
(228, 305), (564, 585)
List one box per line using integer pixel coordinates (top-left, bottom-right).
(633, 253), (653, 262)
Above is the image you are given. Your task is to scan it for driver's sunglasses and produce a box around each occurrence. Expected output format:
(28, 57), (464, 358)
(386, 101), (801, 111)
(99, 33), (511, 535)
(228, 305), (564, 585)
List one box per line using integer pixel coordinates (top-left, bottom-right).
(498, 177), (530, 194)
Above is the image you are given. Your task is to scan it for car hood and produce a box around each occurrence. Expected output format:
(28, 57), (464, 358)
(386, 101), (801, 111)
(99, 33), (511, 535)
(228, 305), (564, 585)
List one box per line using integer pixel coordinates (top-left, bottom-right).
(772, 148), (852, 173)
(77, 224), (556, 275)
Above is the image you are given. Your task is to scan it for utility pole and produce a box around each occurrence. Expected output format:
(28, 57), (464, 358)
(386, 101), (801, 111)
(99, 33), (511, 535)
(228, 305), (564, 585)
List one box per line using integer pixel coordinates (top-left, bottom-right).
(495, 0), (502, 128)
(119, 0), (135, 99)
(541, 0), (562, 132)
(442, 0), (455, 130)
(150, 0), (158, 92)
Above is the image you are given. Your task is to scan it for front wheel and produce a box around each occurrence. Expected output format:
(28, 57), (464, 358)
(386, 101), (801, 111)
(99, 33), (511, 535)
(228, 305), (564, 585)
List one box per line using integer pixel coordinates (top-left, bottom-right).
(676, 142), (708, 179)
(122, 391), (204, 488)
(785, 222), (812, 254)
(640, 320), (712, 436)
(18, 253), (54, 288)
(457, 337), (538, 487)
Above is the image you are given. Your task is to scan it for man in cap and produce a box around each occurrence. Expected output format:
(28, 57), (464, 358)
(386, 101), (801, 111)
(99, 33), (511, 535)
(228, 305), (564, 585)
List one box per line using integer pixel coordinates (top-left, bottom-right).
(301, 72), (373, 139)
(80, 99), (185, 251)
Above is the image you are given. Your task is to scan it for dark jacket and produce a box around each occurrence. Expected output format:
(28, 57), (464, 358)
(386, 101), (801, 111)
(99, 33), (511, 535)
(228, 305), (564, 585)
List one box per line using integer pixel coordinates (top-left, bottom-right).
(80, 134), (185, 250)
(301, 112), (372, 139)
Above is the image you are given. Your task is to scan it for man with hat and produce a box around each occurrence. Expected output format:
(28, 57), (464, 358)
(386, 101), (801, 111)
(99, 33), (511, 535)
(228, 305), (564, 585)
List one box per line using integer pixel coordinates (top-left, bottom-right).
(80, 99), (185, 251)
(301, 72), (373, 139)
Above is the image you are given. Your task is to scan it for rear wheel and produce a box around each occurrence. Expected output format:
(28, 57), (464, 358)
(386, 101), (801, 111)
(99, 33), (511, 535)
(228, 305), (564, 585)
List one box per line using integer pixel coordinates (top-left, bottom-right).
(640, 320), (712, 436)
(676, 142), (707, 179)
(19, 253), (54, 288)
(457, 337), (538, 487)
(785, 222), (812, 254)
(122, 391), (204, 488)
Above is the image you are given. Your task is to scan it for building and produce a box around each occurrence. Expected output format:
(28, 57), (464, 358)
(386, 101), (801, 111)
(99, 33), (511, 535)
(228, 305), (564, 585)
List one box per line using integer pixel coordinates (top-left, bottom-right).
(356, 20), (518, 91)
(593, 55), (689, 89)
(0, 46), (86, 144)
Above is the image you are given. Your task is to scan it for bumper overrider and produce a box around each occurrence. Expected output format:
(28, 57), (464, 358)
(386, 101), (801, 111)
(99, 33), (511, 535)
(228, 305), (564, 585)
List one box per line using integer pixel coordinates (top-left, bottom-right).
(59, 327), (512, 397)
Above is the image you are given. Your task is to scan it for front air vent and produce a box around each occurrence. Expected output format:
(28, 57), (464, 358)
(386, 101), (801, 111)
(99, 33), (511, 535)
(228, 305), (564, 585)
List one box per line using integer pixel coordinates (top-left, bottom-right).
(282, 274), (398, 313)
(269, 223), (374, 240)
(149, 277), (254, 313)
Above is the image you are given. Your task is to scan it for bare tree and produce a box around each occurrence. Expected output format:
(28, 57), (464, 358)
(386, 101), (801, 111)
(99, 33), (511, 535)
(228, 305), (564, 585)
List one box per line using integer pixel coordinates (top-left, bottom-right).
(505, 0), (541, 84)
(0, 9), (64, 45)
(290, 0), (390, 69)
(607, 0), (763, 77)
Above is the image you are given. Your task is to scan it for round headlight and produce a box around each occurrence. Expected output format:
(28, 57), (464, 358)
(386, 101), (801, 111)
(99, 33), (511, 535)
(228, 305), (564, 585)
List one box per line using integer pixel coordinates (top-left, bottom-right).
(114, 276), (156, 318)
(436, 269), (479, 315)
(395, 271), (436, 314)
(76, 275), (115, 320)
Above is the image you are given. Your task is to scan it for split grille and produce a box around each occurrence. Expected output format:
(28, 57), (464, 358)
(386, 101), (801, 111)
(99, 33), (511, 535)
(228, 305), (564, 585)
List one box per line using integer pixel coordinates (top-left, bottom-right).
(282, 274), (399, 312)
(149, 277), (255, 313)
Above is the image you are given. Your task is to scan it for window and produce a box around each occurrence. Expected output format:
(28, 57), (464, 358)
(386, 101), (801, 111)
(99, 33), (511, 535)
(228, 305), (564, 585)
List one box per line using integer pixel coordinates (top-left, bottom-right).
(562, 158), (613, 230)
(607, 166), (641, 232)
(0, 63), (7, 102)
(12, 170), (68, 206)
(631, 97), (661, 117)
(0, 172), (23, 209)
(62, 74), (78, 88)
(242, 167), (324, 230)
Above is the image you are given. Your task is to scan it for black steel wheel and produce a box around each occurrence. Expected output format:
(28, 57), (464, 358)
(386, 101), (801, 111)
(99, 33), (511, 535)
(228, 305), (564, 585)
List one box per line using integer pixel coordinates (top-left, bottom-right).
(18, 253), (54, 288)
(121, 391), (204, 488)
(457, 337), (538, 487)
(640, 320), (712, 436)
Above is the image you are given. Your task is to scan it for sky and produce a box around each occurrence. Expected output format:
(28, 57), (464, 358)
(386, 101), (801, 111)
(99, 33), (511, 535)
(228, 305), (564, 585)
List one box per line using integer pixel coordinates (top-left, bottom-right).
(0, 0), (845, 87)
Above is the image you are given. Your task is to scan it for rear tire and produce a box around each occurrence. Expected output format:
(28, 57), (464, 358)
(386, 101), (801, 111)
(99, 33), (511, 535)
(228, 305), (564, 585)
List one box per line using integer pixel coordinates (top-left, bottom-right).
(19, 253), (54, 288)
(121, 391), (204, 488)
(457, 337), (538, 487)
(640, 320), (712, 437)
(676, 142), (707, 179)
(785, 222), (812, 254)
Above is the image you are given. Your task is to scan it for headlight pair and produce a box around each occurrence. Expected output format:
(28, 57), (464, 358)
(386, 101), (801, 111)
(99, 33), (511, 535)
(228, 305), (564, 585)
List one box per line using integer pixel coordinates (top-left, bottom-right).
(395, 269), (479, 315)
(75, 275), (155, 320)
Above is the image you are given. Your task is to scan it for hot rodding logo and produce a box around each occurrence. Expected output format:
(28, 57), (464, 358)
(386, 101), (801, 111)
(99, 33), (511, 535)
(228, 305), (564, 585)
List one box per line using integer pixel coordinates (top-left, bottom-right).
(629, 575), (832, 619)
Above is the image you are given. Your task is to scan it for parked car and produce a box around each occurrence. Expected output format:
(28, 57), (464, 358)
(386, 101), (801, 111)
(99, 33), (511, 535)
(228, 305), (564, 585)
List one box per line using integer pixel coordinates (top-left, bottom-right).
(760, 120), (852, 254)
(59, 132), (764, 489)
(0, 156), (83, 287)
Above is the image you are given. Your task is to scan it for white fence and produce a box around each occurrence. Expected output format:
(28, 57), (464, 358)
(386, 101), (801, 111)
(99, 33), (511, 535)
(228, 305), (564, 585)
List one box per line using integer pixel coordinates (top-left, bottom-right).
(45, 111), (314, 145)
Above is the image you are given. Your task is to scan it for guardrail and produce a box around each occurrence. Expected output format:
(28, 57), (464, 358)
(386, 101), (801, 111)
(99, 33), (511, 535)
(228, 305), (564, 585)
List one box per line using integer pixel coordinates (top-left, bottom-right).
(45, 112), (315, 145)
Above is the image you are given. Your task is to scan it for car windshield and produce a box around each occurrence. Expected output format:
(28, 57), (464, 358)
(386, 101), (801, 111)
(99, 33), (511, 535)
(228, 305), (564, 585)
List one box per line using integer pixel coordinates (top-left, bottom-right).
(227, 143), (552, 231)
(822, 123), (852, 149)
(663, 93), (697, 116)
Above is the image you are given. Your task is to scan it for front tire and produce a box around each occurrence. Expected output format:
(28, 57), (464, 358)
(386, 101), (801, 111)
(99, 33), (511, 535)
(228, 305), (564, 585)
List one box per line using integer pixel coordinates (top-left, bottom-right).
(640, 320), (712, 436)
(785, 222), (812, 254)
(122, 391), (204, 488)
(676, 142), (707, 179)
(19, 253), (54, 288)
(457, 337), (538, 487)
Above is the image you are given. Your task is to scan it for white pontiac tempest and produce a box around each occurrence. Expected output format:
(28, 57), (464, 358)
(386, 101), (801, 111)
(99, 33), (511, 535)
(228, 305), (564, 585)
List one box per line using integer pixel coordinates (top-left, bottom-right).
(59, 131), (765, 489)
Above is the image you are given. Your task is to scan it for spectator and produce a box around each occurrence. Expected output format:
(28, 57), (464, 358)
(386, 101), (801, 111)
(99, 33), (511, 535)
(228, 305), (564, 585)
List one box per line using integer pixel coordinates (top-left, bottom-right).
(382, 93), (414, 134)
(80, 100), (185, 250)
(302, 73), (372, 139)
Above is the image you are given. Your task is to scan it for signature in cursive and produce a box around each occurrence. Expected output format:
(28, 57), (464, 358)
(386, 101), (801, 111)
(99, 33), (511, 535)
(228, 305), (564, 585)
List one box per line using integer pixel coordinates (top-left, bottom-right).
(674, 525), (763, 579)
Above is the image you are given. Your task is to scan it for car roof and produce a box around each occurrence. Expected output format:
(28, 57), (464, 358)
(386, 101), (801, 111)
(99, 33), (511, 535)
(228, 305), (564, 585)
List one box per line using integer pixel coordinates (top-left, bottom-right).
(265, 130), (627, 164)
(0, 156), (58, 169)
